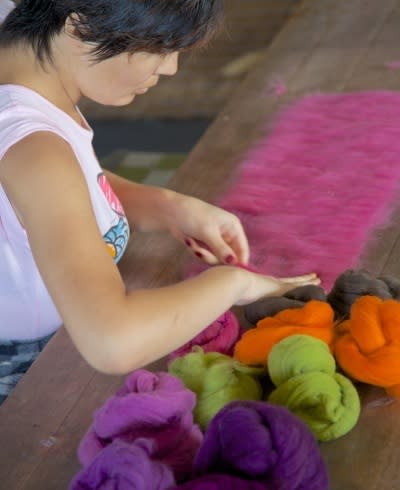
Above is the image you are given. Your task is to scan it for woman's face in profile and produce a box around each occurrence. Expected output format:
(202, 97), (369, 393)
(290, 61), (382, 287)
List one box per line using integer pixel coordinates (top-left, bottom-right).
(74, 48), (179, 106)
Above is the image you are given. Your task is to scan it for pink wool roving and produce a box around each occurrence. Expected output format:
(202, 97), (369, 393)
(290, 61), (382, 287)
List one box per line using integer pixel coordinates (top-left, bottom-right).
(168, 311), (241, 362)
(77, 370), (202, 482)
(186, 92), (400, 290)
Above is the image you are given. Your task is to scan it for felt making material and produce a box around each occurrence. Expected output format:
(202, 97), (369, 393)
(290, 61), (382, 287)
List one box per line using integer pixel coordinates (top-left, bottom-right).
(327, 269), (400, 319)
(168, 311), (241, 362)
(70, 439), (175, 490)
(285, 285), (328, 303)
(268, 335), (335, 386)
(184, 92), (400, 291)
(334, 295), (400, 397)
(192, 400), (329, 490)
(244, 285), (327, 325)
(267, 335), (360, 441)
(234, 300), (335, 366)
(169, 348), (264, 429)
(173, 475), (265, 489)
(78, 369), (202, 481)
(244, 297), (304, 326)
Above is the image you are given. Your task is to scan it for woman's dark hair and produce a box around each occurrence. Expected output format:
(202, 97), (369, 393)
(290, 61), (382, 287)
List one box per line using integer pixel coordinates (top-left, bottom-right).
(0, 0), (224, 63)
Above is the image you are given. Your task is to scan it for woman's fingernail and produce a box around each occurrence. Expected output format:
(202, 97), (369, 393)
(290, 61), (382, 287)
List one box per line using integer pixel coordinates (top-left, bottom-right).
(195, 251), (203, 259)
(225, 255), (235, 264)
(184, 239), (192, 247)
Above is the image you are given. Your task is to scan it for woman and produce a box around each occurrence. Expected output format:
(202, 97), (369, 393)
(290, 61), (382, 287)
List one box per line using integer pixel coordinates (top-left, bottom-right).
(0, 0), (319, 403)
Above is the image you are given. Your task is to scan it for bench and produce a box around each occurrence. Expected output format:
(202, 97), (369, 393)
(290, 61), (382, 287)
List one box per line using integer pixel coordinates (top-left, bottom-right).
(1, 0), (400, 488)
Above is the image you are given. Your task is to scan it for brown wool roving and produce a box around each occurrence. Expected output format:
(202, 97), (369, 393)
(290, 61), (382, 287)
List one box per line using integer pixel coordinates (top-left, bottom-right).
(244, 285), (327, 325)
(327, 269), (400, 319)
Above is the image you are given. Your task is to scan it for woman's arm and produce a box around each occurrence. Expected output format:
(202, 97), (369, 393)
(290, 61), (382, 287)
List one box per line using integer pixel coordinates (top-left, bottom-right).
(1, 133), (319, 375)
(103, 168), (179, 232)
(104, 168), (251, 266)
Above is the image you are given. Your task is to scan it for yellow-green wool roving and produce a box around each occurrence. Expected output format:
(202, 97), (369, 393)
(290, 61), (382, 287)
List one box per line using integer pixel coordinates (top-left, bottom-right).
(168, 347), (264, 430)
(267, 335), (360, 441)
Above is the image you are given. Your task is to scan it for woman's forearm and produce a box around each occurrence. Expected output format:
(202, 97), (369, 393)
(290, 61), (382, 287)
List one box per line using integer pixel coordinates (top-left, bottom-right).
(103, 169), (178, 232)
(91, 265), (249, 374)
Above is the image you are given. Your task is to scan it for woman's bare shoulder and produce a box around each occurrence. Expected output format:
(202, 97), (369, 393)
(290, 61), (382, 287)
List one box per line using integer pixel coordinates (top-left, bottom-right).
(0, 131), (78, 226)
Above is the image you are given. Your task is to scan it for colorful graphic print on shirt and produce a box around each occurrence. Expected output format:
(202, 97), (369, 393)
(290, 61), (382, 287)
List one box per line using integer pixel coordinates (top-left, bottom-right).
(97, 173), (130, 263)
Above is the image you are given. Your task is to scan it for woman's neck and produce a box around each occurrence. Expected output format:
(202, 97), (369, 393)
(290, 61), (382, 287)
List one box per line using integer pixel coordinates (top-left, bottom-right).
(0, 41), (84, 125)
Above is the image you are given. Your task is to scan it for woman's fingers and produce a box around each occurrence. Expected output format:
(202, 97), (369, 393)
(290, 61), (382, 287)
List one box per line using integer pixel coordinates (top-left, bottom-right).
(222, 221), (250, 265)
(185, 234), (237, 265)
(184, 236), (219, 265)
(279, 273), (321, 286)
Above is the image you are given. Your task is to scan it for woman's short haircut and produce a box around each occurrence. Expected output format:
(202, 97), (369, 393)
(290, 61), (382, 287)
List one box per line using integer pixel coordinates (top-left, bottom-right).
(0, 0), (224, 63)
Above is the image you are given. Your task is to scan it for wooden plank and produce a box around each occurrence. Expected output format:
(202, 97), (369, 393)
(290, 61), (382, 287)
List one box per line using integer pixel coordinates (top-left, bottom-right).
(1, 0), (400, 488)
(347, 0), (400, 276)
(313, 3), (400, 489)
(0, 330), (97, 487)
(321, 384), (400, 490)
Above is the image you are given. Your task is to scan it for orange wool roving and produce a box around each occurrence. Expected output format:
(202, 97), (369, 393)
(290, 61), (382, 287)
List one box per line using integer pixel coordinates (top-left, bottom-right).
(334, 295), (400, 397)
(234, 300), (335, 366)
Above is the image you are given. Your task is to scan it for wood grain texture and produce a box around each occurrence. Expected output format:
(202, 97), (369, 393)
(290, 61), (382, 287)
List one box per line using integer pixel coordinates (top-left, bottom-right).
(1, 0), (400, 488)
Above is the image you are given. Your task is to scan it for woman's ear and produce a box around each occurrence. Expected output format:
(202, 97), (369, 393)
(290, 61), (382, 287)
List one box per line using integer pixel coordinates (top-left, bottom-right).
(64, 13), (88, 55)
(64, 13), (83, 39)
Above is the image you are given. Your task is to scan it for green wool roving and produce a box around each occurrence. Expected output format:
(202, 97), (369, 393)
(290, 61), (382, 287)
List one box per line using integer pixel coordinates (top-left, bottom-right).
(268, 334), (336, 386)
(267, 335), (360, 442)
(168, 347), (264, 429)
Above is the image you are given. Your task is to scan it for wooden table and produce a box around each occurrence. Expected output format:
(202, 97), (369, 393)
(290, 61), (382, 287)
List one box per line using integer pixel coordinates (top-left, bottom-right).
(2, 0), (400, 488)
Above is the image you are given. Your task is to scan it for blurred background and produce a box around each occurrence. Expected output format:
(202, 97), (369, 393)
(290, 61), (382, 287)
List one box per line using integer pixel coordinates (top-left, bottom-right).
(88, 0), (300, 186)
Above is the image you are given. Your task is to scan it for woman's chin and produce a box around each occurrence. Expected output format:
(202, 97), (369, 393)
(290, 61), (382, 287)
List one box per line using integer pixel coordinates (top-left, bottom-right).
(91, 94), (137, 107)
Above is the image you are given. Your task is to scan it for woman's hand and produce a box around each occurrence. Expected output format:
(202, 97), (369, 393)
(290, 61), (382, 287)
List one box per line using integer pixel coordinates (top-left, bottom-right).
(166, 193), (249, 265)
(234, 271), (321, 306)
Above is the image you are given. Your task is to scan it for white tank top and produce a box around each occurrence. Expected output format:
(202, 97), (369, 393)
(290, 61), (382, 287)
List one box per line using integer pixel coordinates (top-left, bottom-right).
(0, 0), (14, 22)
(0, 84), (130, 340)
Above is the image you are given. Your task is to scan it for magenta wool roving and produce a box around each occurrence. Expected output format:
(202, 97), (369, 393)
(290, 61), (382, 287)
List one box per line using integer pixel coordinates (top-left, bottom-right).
(184, 92), (400, 290)
(70, 439), (175, 490)
(168, 311), (241, 362)
(192, 400), (329, 490)
(77, 370), (202, 482)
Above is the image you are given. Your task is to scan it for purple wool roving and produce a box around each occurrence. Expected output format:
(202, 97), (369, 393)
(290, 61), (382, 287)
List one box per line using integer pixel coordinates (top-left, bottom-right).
(70, 439), (175, 490)
(172, 474), (265, 489)
(78, 369), (203, 481)
(168, 311), (241, 362)
(193, 400), (329, 490)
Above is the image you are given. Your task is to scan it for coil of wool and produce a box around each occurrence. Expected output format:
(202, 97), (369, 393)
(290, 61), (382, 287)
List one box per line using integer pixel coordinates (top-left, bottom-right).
(70, 439), (175, 490)
(192, 400), (329, 490)
(168, 311), (241, 362)
(285, 285), (328, 302)
(327, 269), (400, 319)
(173, 474), (265, 489)
(334, 295), (400, 397)
(379, 274), (400, 298)
(234, 300), (335, 366)
(77, 369), (202, 482)
(267, 335), (360, 441)
(244, 285), (327, 325)
(168, 348), (264, 429)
